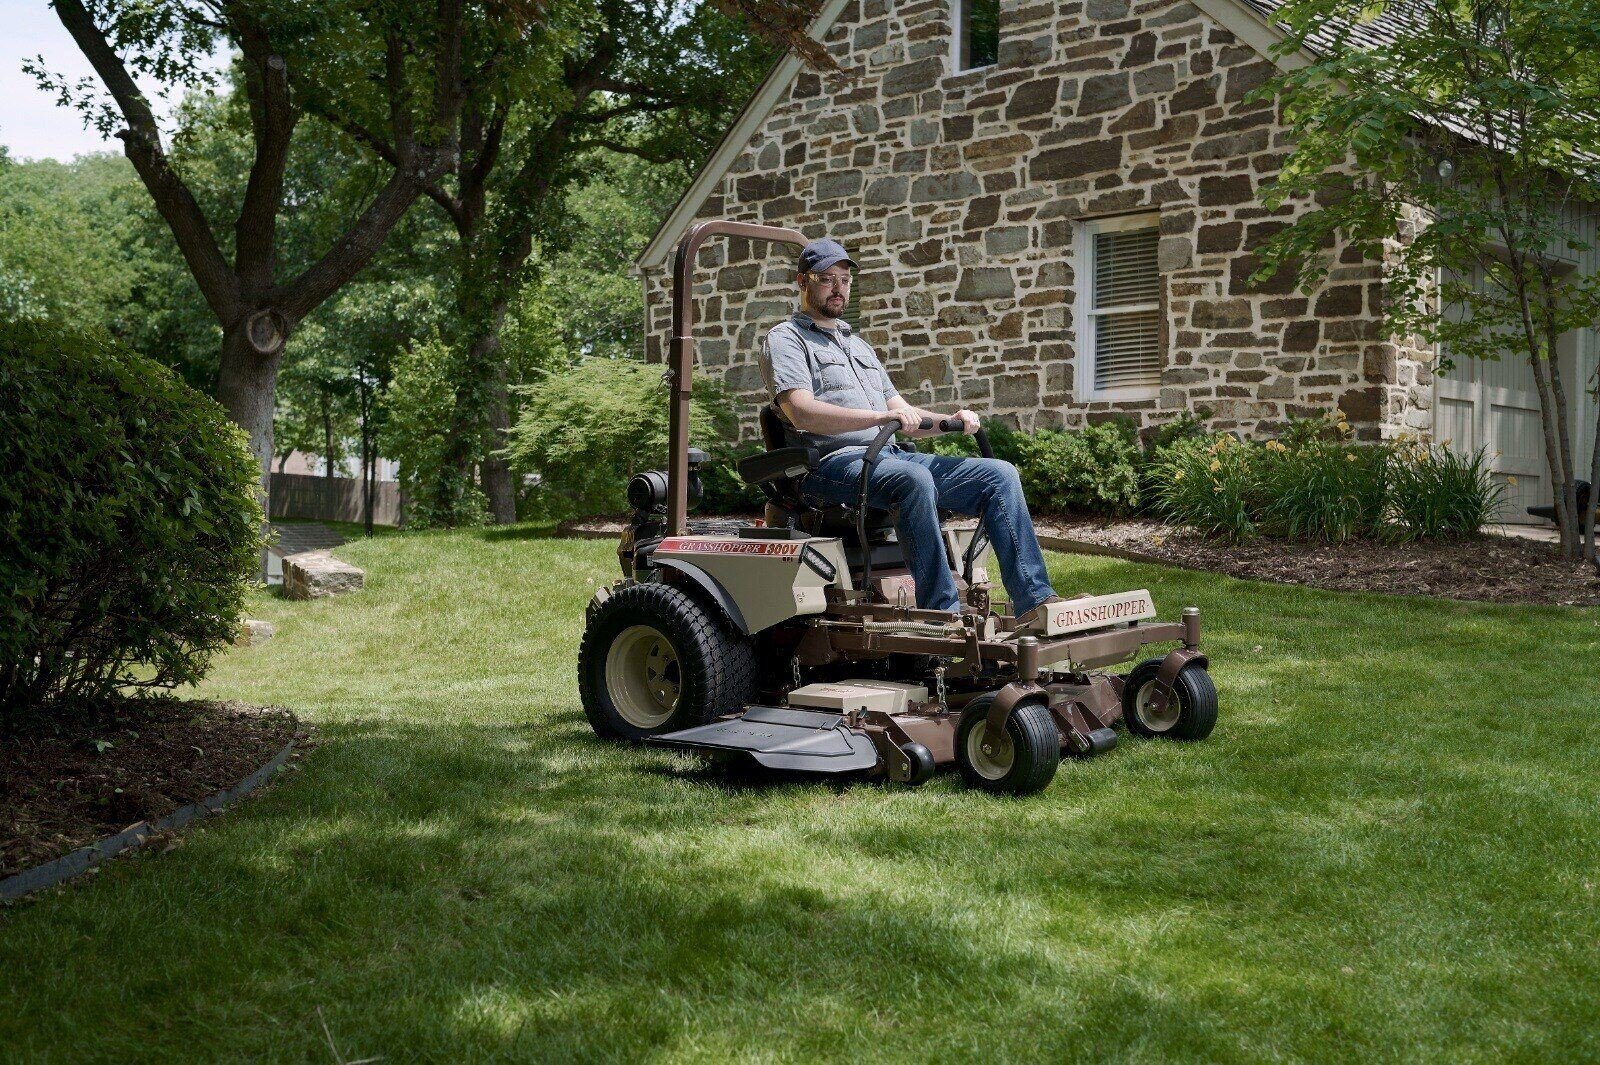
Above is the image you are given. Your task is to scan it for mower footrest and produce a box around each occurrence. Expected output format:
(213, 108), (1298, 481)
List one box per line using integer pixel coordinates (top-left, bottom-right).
(649, 705), (880, 774)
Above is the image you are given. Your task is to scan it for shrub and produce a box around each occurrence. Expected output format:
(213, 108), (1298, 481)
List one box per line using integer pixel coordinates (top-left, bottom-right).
(1147, 433), (1264, 541)
(0, 317), (263, 721)
(925, 420), (1141, 515)
(1259, 437), (1390, 542)
(699, 440), (766, 515)
(923, 420), (1027, 464)
(380, 334), (489, 529)
(1387, 440), (1503, 540)
(1142, 408), (1213, 455)
(503, 358), (738, 519)
(1013, 420), (1143, 516)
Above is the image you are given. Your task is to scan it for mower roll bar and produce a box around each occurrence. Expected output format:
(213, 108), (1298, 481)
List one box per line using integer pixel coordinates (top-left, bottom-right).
(668, 221), (809, 536)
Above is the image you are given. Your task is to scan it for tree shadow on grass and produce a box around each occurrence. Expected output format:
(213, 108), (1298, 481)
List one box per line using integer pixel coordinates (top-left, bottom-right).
(6, 698), (1595, 1062)
(0, 715), (1363, 1060)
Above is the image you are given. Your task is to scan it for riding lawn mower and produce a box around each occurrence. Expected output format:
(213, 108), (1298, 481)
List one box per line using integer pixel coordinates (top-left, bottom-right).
(578, 220), (1218, 795)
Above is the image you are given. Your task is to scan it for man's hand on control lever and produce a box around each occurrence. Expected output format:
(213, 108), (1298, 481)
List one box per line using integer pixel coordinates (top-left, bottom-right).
(886, 406), (981, 437)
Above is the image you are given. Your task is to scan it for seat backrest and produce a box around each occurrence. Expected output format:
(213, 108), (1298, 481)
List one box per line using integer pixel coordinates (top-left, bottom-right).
(759, 403), (792, 452)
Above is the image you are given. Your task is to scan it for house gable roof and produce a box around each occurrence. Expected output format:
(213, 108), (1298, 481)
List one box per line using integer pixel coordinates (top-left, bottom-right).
(635, 0), (1312, 271)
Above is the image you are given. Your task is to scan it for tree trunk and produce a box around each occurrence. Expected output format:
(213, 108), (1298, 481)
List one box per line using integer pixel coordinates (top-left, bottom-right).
(476, 320), (517, 524)
(216, 319), (286, 578)
(1587, 387), (1600, 572)
(1544, 315), (1578, 558)
(1527, 353), (1575, 556)
(323, 395), (335, 480)
(441, 275), (516, 523)
(216, 320), (286, 509)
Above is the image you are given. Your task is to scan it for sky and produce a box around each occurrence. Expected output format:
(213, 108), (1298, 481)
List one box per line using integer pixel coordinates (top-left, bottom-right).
(0, 0), (226, 162)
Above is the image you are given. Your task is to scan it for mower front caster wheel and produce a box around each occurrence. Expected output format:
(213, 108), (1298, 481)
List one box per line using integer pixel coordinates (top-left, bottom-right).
(901, 742), (936, 786)
(1122, 659), (1218, 741)
(578, 581), (757, 742)
(955, 695), (1060, 796)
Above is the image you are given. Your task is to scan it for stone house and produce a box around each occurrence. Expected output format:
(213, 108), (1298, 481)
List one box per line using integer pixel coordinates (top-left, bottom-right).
(635, 0), (1599, 521)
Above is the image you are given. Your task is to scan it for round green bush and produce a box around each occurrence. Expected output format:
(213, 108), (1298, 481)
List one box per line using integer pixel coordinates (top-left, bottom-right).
(0, 317), (263, 720)
(503, 358), (740, 520)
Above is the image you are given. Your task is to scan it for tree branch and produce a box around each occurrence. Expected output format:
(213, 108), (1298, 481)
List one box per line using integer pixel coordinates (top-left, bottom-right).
(51, 0), (238, 323)
(275, 170), (427, 321)
(573, 98), (682, 124)
(230, 8), (298, 289)
(574, 136), (683, 164)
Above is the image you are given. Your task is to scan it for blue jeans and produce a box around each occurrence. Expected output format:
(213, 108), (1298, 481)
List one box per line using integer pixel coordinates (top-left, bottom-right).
(800, 445), (1057, 615)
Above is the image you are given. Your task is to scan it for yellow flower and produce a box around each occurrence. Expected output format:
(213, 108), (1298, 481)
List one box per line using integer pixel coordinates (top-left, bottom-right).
(1209, 459), (1222, 472)
(1174, 470), (1185, 482)
(1346, 452), (1358, 463)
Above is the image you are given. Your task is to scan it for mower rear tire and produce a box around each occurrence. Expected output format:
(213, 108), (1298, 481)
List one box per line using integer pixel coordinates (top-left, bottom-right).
(579, 581), (758, 742)
(955, 694), (1060, 796)
(1122, 658), (1217, 741)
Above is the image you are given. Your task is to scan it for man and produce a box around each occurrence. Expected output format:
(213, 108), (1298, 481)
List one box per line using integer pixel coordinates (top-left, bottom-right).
(759, 237), (1065, 624)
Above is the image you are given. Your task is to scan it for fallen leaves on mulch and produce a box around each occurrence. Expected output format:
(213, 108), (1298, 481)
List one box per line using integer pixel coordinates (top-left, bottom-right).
(1, 698), (299, 879)
(1038, 519), (1600, 607)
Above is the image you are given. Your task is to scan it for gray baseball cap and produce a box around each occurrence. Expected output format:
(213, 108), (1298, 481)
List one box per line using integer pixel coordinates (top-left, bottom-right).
(798, 238), (856, 274)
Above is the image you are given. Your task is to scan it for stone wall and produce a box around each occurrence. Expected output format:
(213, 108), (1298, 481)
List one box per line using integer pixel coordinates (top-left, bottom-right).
(642, 0), (1434, 443)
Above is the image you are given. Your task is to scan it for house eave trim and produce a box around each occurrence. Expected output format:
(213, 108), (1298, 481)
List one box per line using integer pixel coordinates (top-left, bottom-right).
(1187, 0), (1314, 72)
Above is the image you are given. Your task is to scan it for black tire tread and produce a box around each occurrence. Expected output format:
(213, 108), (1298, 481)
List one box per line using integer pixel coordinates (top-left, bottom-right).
(578, 581), (758, 742)
(1121, 658), (1218, 741)
(955, 695), (1061, 796)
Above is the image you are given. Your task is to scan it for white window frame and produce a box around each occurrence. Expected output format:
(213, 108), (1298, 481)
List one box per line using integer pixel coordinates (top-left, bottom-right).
(952, 0), (998, 73)
(1075, 212), (1163, 403)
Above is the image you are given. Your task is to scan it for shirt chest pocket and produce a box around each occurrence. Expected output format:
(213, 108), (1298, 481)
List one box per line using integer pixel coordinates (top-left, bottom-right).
(849, 350), (890, 395)
(811, 348), (859, 395)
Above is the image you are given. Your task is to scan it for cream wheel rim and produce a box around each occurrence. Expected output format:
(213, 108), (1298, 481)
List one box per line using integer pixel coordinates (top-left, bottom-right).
(965, 720), (1014, 781)
(605, 625), (681, 729)
(1135, 679), (1181, 732)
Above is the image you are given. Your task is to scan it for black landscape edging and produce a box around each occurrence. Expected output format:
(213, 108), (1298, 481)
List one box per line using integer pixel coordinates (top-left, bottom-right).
(0, 738), (298, 903)
(1036, 533), (1184, 570)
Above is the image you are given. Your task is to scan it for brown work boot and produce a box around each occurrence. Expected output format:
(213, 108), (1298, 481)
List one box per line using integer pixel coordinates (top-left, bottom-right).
(1014, 595), (1069, 631)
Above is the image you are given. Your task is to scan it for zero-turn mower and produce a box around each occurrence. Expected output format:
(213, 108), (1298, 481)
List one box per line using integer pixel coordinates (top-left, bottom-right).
(578, 220), (1217, 795)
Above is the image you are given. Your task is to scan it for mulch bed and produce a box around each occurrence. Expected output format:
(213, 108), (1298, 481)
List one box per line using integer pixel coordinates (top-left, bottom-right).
(561, 515), (1600, 607)
(1037, 519), (1600, 607)
(1, 698), (299, 880)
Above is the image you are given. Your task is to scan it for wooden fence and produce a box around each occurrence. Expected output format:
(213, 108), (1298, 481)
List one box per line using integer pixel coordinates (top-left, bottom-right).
(270, 472), (401, 526)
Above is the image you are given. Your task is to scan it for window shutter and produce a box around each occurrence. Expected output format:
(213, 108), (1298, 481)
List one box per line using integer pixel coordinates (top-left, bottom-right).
(1091, 226), (1161, 392)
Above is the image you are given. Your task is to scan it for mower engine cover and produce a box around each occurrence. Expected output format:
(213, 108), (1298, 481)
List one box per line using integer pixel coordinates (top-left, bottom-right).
(652, 534), (850, 633)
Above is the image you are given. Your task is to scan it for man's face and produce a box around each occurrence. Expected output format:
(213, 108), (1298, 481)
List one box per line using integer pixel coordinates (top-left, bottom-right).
(801, 266), (852, 318)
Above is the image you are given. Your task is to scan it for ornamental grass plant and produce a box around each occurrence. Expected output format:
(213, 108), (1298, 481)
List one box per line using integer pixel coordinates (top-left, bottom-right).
(1387, 437), (1505, 540)
(1258, 416), (1389, 543)
(1146, 432), (1264, 542)
(1144, 413), (1501, 544)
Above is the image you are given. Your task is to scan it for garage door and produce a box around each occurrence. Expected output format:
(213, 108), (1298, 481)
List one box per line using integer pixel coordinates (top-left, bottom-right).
(1434, 264), (1585, 524)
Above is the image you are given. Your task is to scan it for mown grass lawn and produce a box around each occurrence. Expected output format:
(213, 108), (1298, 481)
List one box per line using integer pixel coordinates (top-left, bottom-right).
(3, 529), (1598, 1061)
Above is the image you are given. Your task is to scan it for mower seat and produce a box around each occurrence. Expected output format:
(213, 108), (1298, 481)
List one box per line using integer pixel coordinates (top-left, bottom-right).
(741, 404), (902, 564)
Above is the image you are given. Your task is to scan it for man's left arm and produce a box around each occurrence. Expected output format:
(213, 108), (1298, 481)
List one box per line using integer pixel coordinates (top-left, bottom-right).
(887, 394), (981, 438)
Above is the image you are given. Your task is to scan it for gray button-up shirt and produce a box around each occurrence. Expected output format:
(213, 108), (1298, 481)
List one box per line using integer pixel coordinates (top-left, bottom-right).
(760, 312), (900, 455)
